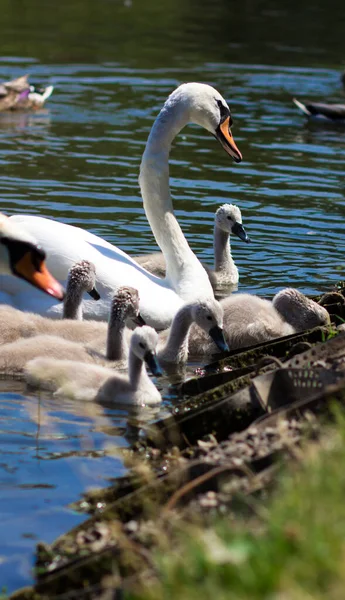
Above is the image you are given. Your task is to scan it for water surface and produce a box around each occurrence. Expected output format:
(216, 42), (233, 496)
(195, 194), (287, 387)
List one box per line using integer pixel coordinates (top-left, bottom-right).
(0, 0), (345, 592)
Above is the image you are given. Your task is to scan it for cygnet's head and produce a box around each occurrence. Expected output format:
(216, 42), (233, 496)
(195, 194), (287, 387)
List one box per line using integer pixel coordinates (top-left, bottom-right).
(191, 298), (229, 352)
(130, 326), (162, 376)
(165, 83), (242, 163)
(110, 286), (145, 326)
(0, 213), (64, 300)
(67, 260), (100, 300)
(272, 288), (331, 331)
(215, 204), (250, 243)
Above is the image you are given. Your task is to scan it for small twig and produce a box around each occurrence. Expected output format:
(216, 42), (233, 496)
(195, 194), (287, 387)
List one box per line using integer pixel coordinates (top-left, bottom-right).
(255, 355), (285, 376)
(163, 463), (254, 513)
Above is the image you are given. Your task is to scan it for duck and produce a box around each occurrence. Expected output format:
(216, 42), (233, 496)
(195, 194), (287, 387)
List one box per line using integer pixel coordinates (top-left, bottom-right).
(157, 297), (228, 364)
(26, 326), (162, 405)
(0, 285), (145, 375)
(187, 288), (330, 355)
(1, 82), (242, 328)
(0, 260), (104, 345)
(293, 97), (345, 121)
(0, 212), (63, 301)
(0, 75), (54, 111)
(133, 203), (250, 289)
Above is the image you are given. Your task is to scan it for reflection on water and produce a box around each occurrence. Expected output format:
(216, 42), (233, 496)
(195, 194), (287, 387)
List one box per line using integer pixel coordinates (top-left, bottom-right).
(0, 0), (345, 592)
(0, 375), (173, 591)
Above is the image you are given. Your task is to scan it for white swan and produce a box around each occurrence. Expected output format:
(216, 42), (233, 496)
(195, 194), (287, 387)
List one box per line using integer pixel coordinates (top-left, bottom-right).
(187, 288), (330, 355)
(1, 83), (242, 329)
(0, 212), (63, 301)
(133, 203), (250, 288)
(26, 326), (162, 405)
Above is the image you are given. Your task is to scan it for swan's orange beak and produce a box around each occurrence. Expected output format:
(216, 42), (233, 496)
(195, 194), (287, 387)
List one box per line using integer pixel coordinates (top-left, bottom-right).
(14, 251), (65, 301)
(216, 116), (242, 163)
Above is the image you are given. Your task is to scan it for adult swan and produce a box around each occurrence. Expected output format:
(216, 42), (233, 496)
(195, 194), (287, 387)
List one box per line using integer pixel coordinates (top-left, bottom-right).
(1, 83), (242, 328)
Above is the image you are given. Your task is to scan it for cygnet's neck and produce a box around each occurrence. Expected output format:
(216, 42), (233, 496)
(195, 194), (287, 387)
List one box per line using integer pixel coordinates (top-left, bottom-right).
(159, 304), (193, 363)
(139, 100), (213, 301)
(106, 313), (127, 361)
(214, 226), (236, 276)
(63, 286), (84, 320)
(128, 352), (151, 391)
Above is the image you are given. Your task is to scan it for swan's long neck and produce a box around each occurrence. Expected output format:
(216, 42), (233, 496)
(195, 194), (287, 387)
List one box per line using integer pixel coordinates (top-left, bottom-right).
(159, 304), (192, 363)
(214, 227), (235, 275)
(106, 318), (127, 361)
(128, 352), (150, 391)
(139, 103), (213, 301)
(62, 287), (84, 320)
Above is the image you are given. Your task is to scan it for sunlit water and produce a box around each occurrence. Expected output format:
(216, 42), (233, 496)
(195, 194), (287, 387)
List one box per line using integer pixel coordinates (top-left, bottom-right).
(0, 0), (345, 591)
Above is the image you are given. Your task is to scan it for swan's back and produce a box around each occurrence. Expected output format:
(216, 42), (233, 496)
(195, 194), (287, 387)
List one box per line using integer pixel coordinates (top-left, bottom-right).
(222, 294), (295, 340)
(0, 335), (96, 375)
(134, 252), (217, 289)
(188, 294), (295, 355)
(134, 253), (167, 279)
(272, 288), (330, 331)
(26, 358), (117, 401)
(0, 305), (108, 345)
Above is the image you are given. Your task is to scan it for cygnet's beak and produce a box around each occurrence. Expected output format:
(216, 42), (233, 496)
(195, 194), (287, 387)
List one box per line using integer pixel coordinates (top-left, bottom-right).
(88, 287), (101, 301)
(12, 245), (64, 301)
(133, 312), (146, 326)
(144, 351), (163, 377)
(209, 326), (229, 352)
(215, 116), (242, 163)
(231, 221), (251, 243)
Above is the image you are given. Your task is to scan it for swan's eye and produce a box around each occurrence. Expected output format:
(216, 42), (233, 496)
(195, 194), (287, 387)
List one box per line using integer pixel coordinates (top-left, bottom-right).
(216, 99), (231, 124)
(139, 342), (145, 349)
(227, 216), (232, 221)
(206, 315), (213, 321)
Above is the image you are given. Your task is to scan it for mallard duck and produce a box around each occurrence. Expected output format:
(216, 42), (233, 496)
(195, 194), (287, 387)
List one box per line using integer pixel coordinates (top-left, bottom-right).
(293, 97), (345, 121)
(0, 75), (54, 111)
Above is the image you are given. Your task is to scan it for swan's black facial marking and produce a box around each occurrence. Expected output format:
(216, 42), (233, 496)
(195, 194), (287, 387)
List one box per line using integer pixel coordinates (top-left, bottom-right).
(214, 98), (241, 163)
(216, 99), (233, 126)
(0, 237), (45, 275)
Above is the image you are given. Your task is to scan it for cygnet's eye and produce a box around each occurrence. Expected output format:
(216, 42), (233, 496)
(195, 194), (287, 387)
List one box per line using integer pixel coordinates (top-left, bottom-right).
(139, 342), (146, 349)
(206, 315), (213, 321)
(227, 216), (232, 221)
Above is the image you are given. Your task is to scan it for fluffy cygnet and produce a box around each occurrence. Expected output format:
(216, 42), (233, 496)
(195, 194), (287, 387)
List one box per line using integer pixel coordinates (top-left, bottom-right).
(26, 326), (162, 406)
(187, 288), (329, 355)
(157, 297), (229, 364)
(0, 286), (145, 376)
(134, 203), (250, 288)
(63, 260), (100, 319)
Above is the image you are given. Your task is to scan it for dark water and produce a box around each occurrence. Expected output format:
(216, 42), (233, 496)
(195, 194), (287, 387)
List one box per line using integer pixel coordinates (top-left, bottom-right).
(0, 0), (345, 591)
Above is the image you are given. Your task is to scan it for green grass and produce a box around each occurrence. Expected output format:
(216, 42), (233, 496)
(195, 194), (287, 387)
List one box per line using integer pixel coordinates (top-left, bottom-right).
(127, 410), (345, 600)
